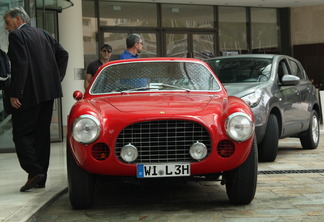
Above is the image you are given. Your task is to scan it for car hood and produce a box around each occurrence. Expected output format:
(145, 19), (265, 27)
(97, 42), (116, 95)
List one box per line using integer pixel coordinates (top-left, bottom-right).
(223, 82), (262, 98)
(90, 93), (220, 114)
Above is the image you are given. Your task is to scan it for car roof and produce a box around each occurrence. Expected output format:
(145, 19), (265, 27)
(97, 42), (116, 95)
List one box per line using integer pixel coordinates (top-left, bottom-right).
(204, 54), (279, 61)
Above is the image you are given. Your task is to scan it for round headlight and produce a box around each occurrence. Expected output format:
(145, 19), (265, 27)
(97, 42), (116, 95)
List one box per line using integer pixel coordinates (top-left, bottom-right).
(189, 141), (207, 160)
(226, 113), (254, 142)
(73, 115), (100, 144)
(121, 143), (138, 163)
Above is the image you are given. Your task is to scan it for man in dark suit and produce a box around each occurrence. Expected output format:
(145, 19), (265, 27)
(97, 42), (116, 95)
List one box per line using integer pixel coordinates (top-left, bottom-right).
(3, 7), (69, 192)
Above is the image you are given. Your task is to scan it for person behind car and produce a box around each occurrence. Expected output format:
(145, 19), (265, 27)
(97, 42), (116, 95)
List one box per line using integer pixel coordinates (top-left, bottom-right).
(118, 33), (143, 60)
(3, 7), (68, 191)
(84, 44), (112, 89)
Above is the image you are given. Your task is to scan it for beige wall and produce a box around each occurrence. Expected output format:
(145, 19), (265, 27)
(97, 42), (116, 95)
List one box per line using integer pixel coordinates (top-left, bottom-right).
(291, 5), (324, 45)
(58, 1), (84, 126)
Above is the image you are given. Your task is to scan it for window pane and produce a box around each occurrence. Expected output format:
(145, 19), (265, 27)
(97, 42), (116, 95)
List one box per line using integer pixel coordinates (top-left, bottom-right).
(99, 1), (157, 27)
(0, 0), (24, 151)
(289, 60), (304, 79)
(161, 4), (213, 28)
(251, 8), (279, 54)
(103, 32), (128, 61)
(82, 0), (98, 68)
(193, 34), (215, 59)
(219, 7), (247, 55)
(105, 32), (157, 60)
(165, 33), (188, 57)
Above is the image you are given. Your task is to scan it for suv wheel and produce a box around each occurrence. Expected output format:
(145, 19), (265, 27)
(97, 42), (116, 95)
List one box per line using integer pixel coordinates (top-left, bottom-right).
(258, 114), (279, 162)
(300, 110), (319, 149)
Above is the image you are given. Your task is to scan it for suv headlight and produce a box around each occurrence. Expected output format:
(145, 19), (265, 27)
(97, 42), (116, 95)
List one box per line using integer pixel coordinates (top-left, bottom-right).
(226, 112), (254, 142)
(241, 92), (262, 108)
(73, 115), (100, 144)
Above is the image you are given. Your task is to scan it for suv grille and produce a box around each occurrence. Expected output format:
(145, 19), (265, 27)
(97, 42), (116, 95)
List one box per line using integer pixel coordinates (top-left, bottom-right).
(115, 120), (211, 163)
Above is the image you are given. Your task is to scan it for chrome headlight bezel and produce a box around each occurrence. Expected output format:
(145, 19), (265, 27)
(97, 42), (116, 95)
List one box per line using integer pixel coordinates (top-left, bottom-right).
(226, 112), (254, 142)
(189, 141), (208, 160)
(72, 114), (100, 144)
(120, 143), (139, 163)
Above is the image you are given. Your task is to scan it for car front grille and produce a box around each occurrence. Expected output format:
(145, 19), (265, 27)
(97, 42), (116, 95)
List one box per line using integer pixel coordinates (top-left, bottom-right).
(115, 120), (211, 163)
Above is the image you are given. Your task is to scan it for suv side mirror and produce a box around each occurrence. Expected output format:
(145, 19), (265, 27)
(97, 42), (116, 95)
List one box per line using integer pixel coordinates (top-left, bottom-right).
(281, 75), (300, 86)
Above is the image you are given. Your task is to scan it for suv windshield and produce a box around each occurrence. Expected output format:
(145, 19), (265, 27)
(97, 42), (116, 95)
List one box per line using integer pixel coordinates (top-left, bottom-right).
(90, 61), (220, 94)
(206, 58), (272, 83)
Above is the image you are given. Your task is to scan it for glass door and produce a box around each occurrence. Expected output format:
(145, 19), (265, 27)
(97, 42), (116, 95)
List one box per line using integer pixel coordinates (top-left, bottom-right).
(0, 0), (24, 151)
(164, 32), (215, 59)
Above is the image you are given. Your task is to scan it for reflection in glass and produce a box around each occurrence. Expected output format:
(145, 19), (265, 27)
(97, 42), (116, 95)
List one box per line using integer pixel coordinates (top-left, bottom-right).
(103, 32), (128, 61)
(139, 33), (157, 58)
(165, 34), (188, 57)
(206, 58), (272, 83)
(82, 0), (98, 68)
(104, 32), (157, 60)
(219, 7), (247, 55)
(91, 61), (220, 94)
(251, 8), (278, 54)
(99, 1), (157, 27)
(161, 4), (213, 28)
(193, 34), (214, 59)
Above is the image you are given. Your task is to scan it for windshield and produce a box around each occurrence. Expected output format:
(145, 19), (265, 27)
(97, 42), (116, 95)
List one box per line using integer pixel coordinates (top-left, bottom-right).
(90, 61), (220, 94)
(206, 58), (272, 83)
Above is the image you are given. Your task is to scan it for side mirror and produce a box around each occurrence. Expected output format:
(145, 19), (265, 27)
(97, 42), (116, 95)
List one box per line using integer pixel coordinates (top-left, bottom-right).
(73, 91), (83, 101)
(281, 75), (300, 86)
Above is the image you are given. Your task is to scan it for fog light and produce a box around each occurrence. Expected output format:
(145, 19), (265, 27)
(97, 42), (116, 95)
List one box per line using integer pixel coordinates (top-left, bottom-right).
(189, 141), (207, 160)
(121, 143), (138, 163)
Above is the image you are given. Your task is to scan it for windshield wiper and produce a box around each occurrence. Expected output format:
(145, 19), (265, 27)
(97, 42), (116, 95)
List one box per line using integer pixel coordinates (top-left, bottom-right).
(149, 83), (191, 91)
(121, 83), (191, 93)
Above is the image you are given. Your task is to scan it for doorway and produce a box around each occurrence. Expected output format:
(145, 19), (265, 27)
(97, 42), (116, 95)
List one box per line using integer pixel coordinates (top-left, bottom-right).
(164, 31), (216, 59)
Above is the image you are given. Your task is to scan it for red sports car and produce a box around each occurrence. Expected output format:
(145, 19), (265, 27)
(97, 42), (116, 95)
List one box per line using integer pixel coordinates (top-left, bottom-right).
(67, 58), (257, 209)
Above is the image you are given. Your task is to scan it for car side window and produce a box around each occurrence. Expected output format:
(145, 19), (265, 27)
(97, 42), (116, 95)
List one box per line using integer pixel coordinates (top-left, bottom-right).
(278, 60), (290, 83)
(289, 60), (305, 80)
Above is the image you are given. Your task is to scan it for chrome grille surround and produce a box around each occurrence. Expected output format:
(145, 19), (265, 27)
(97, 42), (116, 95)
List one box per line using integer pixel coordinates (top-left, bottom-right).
(115, 120), (211, 163)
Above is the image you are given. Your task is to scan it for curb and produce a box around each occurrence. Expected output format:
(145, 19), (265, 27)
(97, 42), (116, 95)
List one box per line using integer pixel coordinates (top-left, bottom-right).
(3, 185), (68, 222)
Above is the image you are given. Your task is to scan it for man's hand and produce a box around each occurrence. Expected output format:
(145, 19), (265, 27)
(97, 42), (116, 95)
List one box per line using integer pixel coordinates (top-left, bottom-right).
(10, 98), (22, 109)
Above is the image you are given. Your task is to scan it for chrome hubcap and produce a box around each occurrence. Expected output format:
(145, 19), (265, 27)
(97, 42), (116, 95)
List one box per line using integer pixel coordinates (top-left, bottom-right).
(312, 115), (319, 143)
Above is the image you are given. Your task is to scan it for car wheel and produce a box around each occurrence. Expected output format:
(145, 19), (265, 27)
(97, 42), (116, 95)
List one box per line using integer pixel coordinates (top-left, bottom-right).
(300, 110), (319, 149)
(224, 137), (258, 205)
(258, 114), (279, 162)
(67, 143), (95, 209)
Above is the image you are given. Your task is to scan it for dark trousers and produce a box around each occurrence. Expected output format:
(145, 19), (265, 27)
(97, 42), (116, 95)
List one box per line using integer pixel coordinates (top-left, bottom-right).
(12, 100), (54, 178)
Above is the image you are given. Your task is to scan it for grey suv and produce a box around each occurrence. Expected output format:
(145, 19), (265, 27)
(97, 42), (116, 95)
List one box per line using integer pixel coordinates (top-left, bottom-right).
(205, 54), (320, 162)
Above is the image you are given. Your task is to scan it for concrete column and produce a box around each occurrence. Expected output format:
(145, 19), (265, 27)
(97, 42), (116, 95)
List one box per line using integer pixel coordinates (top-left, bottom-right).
(58, 1), (84, 126)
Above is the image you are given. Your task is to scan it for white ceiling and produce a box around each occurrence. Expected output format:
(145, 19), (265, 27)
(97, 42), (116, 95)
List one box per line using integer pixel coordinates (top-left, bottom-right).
(115, 0), (324, 8)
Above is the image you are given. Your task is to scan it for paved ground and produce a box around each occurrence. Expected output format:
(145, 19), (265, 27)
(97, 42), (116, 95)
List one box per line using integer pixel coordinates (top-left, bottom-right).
(33, 135), (324, 222)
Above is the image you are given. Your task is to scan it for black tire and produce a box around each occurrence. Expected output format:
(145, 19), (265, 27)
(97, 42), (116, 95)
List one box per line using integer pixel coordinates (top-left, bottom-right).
(224, 138), (258, 205)
(300, 110), (319, 149)
(258, 114), (279, 162)
(67, 143), (95, 209)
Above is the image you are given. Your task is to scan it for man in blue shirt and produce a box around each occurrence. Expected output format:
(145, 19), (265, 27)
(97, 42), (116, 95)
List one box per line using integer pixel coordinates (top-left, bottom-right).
(119, 34), (143, 60)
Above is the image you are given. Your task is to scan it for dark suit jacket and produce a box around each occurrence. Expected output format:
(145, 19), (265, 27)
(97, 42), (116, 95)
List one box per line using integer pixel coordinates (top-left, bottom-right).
(7, 24), (68, 113)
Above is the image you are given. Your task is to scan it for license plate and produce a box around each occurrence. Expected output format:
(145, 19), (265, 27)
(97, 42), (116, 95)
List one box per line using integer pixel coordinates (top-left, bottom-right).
(137, 163), (190, 178)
